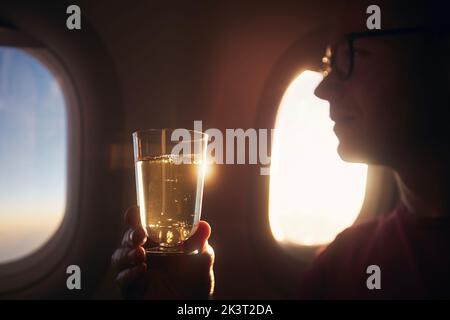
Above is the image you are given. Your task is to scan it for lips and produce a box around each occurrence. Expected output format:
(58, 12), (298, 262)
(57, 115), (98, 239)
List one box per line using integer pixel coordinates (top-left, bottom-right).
(330, 114), (356, 123)
(330, 107), (357, 123)
(331, 114), (356, 135)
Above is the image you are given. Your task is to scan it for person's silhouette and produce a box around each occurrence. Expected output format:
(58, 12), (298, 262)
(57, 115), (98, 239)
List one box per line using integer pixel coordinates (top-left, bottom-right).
(301, 0), (450, 299)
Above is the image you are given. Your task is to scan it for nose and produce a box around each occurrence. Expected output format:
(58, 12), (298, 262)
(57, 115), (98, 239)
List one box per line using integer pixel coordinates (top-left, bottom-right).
(314, 73), (344, 103)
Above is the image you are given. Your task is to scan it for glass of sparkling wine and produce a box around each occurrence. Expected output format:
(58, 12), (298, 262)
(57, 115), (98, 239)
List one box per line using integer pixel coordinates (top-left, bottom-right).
(132, 129), (208, 254)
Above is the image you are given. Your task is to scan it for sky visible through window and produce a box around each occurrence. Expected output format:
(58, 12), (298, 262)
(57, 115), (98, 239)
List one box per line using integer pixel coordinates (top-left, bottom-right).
(0, 47), (66, 263)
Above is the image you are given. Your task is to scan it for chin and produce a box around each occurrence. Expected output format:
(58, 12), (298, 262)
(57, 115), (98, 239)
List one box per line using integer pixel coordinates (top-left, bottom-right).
(337, 143), (369, 164)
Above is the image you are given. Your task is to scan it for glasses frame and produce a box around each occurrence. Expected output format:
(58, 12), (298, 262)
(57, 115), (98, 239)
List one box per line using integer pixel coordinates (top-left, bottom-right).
(322, 26), (450, 81)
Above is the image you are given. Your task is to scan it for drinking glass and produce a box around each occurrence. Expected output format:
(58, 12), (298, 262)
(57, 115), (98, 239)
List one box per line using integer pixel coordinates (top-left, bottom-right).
(132, 129), (208, 254)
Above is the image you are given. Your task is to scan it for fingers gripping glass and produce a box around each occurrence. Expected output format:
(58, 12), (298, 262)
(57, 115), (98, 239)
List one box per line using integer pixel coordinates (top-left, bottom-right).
(321, 26), (450, 81)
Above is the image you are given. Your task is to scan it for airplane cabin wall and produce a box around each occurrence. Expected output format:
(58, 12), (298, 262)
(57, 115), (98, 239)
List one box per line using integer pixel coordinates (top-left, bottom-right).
(1, 0), (338, 299)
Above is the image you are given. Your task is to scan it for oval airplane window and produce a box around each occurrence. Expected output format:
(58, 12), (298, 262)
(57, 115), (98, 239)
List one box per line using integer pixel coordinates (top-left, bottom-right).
(0, 47), (66, 263)
(269, 70), (367, 246)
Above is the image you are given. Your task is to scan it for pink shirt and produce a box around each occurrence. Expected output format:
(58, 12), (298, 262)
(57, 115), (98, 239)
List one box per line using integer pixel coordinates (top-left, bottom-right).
(299, 202), (450, 299)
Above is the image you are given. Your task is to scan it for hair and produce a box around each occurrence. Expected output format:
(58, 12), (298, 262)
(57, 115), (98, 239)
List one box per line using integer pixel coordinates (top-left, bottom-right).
(342, 0), (450, 29)
(392, 1), (450, 28)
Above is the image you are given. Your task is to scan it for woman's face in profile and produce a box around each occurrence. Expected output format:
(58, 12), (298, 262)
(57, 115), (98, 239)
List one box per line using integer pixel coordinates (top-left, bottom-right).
(314, 2), (443, 167)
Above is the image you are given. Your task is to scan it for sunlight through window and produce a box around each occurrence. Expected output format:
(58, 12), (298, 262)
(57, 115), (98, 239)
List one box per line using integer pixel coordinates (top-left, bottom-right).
(269, 71), (367, 246)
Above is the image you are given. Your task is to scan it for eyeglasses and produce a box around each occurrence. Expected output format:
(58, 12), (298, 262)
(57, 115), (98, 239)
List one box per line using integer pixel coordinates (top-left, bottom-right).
(321, 26), (450, 81)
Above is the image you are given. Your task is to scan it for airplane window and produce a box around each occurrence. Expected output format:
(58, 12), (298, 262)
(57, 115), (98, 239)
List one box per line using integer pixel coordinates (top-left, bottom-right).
(269, 70), (367, 246)
(0, 47), (66, 263)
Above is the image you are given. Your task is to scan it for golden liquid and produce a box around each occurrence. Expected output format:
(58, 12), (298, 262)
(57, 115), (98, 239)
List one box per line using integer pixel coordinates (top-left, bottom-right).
(135, 155), (204, 251)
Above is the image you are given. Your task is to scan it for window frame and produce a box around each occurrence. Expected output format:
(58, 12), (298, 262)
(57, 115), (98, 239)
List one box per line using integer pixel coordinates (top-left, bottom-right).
(0, 27), (81, 294)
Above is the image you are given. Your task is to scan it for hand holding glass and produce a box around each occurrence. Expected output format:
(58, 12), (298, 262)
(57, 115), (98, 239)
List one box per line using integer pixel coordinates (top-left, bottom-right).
(132, 129), (208, 254)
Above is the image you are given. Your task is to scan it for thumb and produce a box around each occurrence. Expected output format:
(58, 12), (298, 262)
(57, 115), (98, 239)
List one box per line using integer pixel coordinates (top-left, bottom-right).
(182, 220), (211, 253)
